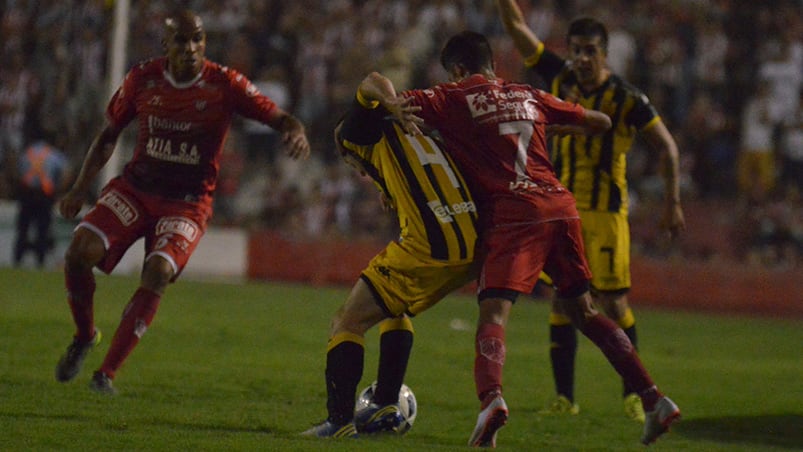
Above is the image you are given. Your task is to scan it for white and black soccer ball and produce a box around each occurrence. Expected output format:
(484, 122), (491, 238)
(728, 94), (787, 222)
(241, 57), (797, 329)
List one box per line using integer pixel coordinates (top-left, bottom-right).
(356, 381), (417, 434)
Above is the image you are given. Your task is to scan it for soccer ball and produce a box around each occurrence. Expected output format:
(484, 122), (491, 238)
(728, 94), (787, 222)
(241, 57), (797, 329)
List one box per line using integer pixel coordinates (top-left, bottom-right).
(355, 381), (417, 434)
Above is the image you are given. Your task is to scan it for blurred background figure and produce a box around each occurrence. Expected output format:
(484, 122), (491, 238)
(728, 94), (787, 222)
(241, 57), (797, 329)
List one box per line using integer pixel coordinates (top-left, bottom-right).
(12, 133), (71, 268)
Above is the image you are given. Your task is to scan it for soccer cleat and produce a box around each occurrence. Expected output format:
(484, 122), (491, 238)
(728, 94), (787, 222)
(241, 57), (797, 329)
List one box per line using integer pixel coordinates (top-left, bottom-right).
(89, 371), (117, 395)
(539, 395), (580, 415)
(55, 329), (101, 382)
(641, 396), (680, 445)
(354, 402), (403, 434)
(301, 420), (358, 438)
(624, 393), (646, 423)
(468, 394), (508, 448)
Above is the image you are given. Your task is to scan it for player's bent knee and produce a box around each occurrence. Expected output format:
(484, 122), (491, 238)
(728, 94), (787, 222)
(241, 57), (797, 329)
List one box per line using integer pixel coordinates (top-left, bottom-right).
(555, 281), (590, 299)
(64, 229), (105, 269)
(141, 256), (174, 291)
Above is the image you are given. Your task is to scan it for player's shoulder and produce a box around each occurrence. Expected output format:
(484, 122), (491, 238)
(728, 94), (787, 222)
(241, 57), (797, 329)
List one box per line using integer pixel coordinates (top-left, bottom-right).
(129, 57), (166, 78)
(202, 60), (259, 92)
(609, 74), (651, 104)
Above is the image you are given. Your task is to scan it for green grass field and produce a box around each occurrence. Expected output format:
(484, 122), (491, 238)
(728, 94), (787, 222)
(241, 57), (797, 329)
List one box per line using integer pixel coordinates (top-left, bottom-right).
(1, 267), (801, 451)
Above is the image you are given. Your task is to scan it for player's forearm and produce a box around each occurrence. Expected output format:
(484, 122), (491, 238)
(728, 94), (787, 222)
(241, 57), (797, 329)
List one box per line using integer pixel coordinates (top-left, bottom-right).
(357, 72), (398, 108)
(71, 126), (118, 193)
(661, 146), (681, 205)
(496, 0), (542, 58)
(644, 122), (681, 204)
(272, 110), (306, 135)
(582, 109), (612, 135)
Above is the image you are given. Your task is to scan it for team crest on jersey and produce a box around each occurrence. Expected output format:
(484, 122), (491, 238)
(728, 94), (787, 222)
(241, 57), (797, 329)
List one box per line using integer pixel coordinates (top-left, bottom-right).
(99, 190), (139, 226)
(156, 216), (199, 241)
(467, 92), (497, 117)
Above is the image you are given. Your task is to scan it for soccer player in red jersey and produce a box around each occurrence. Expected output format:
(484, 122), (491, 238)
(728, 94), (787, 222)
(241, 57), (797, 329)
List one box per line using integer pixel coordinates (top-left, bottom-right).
(393, 31), (680, 447)
(54, 10), (310, 394)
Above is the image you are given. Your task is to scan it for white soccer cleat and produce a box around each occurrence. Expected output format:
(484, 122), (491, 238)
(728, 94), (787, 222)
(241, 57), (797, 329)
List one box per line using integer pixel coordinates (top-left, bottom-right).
(641, 396), (680, 445)
(468, 394), (509, 448)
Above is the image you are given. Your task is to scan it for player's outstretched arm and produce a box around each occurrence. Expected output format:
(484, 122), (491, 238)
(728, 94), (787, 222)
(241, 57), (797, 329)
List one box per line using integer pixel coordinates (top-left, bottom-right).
(496, 0), (542, 58)
(59, 123), (120, 219)
(546, 110), (611, 138)
(641, 120), (686, 238)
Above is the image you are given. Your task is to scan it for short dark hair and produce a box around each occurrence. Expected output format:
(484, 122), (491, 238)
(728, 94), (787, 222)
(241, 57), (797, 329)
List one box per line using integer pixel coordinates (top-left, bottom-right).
(567, 17), (608, 52)
(440, 30), (494, 74)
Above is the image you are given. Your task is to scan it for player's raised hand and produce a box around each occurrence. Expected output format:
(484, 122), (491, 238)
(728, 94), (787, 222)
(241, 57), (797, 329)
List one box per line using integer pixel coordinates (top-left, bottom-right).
(386, 96), (424, 136)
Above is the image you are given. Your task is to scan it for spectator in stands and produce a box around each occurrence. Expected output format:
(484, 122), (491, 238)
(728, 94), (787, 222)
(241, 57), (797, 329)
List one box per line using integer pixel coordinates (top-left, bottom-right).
(738, 81), (776, 202)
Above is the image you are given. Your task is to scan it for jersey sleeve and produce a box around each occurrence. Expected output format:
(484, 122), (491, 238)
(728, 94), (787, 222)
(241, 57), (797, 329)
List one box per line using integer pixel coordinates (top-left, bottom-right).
(626, 91), (660, 131)
(339, 98), (386, 147)
(226, 67), (280, 125)
(538, 88), (586, 125)
(524, 46), (566, 85)
(105, 69), (138, 132)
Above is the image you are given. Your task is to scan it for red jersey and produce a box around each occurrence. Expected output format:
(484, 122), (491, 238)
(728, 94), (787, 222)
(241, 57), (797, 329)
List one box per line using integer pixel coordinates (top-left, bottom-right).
(107, 57), (279, 200)
(403, 75), (586, 227)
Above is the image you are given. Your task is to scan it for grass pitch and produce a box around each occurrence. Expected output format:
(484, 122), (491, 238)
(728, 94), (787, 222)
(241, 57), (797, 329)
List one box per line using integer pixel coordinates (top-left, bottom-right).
(0, 267), (800, 451)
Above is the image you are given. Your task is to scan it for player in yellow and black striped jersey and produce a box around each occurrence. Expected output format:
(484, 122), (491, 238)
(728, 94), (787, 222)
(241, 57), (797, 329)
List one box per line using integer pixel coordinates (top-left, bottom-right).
(304, 74), (479, 438)
(497, 0), (685, 423)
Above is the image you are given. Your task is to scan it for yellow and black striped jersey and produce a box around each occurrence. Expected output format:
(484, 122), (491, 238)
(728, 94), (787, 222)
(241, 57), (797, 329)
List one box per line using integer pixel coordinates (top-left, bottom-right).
(525, 46), (661, 214)
(337, 100), (478, 263)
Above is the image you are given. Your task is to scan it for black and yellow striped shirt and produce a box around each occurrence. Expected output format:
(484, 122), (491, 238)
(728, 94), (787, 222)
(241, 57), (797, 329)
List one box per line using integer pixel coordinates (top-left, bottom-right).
(525, 45), (660, 214)
(337, 99), (478, 263)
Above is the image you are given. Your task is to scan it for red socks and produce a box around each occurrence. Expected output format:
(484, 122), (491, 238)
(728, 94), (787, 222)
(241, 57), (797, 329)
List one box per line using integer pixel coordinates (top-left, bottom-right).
(474, 322), (506, 405)
(580, 314), (662, 409)
(99, 288), (162, 378)
(65, 268), (96, 342)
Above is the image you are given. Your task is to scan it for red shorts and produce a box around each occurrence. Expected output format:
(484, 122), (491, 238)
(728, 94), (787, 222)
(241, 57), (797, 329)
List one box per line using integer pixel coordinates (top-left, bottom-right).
(478, 218), (591, 295)
(77, 177), (211, 279)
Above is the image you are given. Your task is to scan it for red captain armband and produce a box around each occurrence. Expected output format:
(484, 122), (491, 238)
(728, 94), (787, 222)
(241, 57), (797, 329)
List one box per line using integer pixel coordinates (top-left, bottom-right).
(356, 89), (380, 109)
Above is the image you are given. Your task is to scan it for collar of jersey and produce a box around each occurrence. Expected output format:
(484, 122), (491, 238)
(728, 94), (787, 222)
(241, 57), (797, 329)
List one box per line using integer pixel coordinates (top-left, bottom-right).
(162, 69), (203, 89)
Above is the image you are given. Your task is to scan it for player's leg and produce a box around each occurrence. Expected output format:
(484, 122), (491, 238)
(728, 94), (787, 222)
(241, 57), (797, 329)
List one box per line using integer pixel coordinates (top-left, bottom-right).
(31, 199), (53, 267)
(543, 300), (579, 414)
(597, 291), (644, 421)
(557, 293), (679, 443)
(354, 315), (414, 434)
(55, 226), (106, 382)
(304, 278), (387, 437)
(469, 291), (513, 447)
(91, 254), (172, 394)
(13, 197), (33, 266)
(549, 218), (679, 444)
(374, 316), (414, 405)
(92, 208), (205, 394)
(538, 272), (580, 413)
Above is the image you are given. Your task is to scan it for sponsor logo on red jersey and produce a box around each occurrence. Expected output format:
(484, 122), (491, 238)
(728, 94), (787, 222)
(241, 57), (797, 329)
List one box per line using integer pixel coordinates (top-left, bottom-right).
(466, 92), (497, 117)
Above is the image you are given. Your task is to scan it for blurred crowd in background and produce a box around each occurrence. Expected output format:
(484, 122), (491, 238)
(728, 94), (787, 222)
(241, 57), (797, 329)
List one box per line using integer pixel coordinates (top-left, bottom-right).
(0, 0), (801, 268)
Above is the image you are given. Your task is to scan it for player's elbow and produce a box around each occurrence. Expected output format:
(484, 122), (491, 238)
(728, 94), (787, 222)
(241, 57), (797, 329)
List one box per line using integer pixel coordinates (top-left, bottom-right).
(585, 110), (612, 134)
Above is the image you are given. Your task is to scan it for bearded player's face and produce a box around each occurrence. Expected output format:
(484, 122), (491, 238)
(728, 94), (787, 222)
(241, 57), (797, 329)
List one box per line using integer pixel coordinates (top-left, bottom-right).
(165, 15), (206, 82)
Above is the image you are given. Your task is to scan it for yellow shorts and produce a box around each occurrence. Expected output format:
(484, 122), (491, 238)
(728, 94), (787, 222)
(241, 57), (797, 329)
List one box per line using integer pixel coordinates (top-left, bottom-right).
(540, 210), (630, 292)
(362, 241), (477, 317)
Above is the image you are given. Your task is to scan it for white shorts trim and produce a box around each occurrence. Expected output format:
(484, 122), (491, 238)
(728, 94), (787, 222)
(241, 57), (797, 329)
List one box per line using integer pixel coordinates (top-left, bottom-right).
(75, 222), (110, 250)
